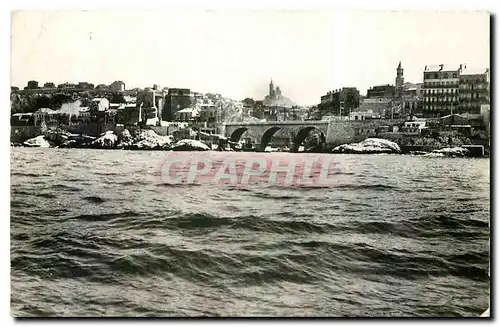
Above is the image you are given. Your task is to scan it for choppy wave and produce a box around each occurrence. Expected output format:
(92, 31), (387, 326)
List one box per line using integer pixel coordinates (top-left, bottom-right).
(10, 148), (490, 317)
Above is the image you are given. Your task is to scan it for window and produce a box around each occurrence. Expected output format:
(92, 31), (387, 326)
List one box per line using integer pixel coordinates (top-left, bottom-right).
(453, 73), (457, 78)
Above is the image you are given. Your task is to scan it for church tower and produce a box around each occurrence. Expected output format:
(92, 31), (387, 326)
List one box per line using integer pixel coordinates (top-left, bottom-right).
(395, 61), (404, 97)
(395, 61), (404, 89)
(269, 79), (276, 99)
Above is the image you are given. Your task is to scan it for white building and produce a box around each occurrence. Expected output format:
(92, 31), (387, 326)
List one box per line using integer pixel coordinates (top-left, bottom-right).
(90, 98), (110, 112)
(175, 107), (200, 122)
(78, 107), (91, 123)
(33, 108), (58, 125)
(403, 120), (427, 135)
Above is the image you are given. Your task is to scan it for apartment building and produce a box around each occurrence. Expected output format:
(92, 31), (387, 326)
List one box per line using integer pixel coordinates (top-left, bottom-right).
(422, 64), (460, 118)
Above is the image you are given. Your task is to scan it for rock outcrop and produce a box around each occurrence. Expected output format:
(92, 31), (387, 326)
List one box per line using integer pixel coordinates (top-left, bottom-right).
(16, 128), (214, 152)
(170, 139), (210, 151)
(44, 128), (96, 148)
(407, 151), (428, 156)
(23, 135), (53, 148)
(422, 152), (445, 157)
(130, 130), (173, 150)
(116, 129), (134, 149)
(92, 131), (118, 149)
(332, 138), (401, 154)
(59, 140), (78, 148)
(432, 147), (470, 157)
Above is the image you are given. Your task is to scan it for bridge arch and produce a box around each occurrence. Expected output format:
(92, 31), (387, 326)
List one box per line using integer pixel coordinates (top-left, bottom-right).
(291, 126), (326, 152)
(229, 127), (249, 142)
(224, 121), (330, 152)
(260, 126), (282, 151)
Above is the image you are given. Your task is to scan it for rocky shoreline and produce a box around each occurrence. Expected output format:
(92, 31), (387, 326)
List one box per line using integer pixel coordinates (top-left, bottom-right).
(12, 128), (212, 151)
(11, 129), (486, 158)
(331, 138), (479, 157)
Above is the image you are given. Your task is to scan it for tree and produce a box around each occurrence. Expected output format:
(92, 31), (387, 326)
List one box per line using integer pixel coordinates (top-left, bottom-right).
(242, 98), (255, 106)
(43, 82), (55, 88)
(34, 95), (51, 109)
(110, 93), (126, 103)
(49, 94), (73, 109)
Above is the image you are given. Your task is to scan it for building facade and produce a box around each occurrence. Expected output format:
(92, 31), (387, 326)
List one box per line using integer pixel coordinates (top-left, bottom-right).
(422, 64), (460, 118)
(77, 82), (94, 89)
(198, 103), (217, 123)
(399, 83), (423, 116)
(320, 87), (360, 117)
(163, 88), (192, 122)
(458, 69), (490, 115)
(26, 80), (39, 89)
(138, 88), (166, 123)
(366, 84), (396, 98)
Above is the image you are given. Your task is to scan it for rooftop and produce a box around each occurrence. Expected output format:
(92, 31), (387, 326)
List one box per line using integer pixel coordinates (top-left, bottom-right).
(176, 107), (200, 115)
(36, 108), (57, 114)
(424, 64), (460, 72)
(461, 68), (489, 75)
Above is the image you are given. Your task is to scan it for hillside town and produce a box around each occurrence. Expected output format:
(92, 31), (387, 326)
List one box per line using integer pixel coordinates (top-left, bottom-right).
(10, 62), (491, 156)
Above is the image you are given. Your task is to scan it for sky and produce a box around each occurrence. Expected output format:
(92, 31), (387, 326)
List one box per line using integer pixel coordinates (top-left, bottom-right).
(11, 10), (490, 105)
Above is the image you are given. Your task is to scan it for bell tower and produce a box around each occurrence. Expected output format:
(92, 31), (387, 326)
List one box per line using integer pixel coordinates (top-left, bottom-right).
(395, 61), (404, 98)
(395, 61), (404, 89)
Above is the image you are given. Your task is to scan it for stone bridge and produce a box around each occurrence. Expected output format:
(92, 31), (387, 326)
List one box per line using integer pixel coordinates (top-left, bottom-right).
(222, 120), (330, 152)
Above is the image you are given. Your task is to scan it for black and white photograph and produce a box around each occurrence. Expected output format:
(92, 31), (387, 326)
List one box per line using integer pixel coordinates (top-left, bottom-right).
(9, 6), (491, 318)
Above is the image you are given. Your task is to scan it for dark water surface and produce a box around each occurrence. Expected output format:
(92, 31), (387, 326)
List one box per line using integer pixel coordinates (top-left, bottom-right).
(10, 148), (490, 317)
